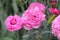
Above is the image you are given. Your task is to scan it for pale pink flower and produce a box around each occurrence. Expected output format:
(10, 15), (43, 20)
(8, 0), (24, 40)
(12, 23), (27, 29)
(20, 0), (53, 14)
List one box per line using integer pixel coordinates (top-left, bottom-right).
(22, 8), (45, 30)
(27, 2), (45, 13)
(4, 15), (23, 32)
(51, 15), (60, 40)
(49, 8), (59, 15)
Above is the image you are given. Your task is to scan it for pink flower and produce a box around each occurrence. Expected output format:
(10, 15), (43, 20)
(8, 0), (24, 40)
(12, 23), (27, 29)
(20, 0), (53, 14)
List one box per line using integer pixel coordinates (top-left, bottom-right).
(51, 15), (60, 40)
(22, 8), (45, 30)
(50, 0), (56, 5)
(49, 8), (59, 15)
(22, 2), (45, 30)
(27, 2), (45, 13)
(4, 15), (23, 32)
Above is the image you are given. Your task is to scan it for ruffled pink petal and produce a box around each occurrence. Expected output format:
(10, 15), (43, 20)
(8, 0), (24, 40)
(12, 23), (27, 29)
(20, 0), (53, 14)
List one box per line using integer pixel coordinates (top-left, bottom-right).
(24, 22), (32, 30)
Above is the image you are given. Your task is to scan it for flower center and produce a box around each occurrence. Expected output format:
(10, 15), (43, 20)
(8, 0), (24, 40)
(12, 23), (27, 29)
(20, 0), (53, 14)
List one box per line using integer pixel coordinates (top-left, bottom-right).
(34, 15), (36, 18)
(10, 18), (17, 25)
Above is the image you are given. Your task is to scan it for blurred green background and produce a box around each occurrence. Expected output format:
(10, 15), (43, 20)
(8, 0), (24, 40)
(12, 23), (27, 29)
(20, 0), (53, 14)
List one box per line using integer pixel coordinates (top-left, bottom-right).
(0, 0), (60, 40)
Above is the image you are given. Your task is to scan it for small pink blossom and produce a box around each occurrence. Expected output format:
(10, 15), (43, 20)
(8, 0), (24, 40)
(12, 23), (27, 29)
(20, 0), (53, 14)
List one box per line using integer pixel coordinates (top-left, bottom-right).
(49, 8), (59, 15)
(27, 2), (45, 13)
(4, 15), (23, 32)
(22, 8), (45, 30)
(51, 15), (60, 40)
(50, 0), (56, 5)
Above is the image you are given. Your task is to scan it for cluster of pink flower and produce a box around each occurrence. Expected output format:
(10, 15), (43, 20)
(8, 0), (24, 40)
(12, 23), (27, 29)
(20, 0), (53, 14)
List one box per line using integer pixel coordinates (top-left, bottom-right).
(4, 2), (45, 32)
(49, 0), (59, 16)
(4, 1), (60, 40)
(50, 0), (60, 40)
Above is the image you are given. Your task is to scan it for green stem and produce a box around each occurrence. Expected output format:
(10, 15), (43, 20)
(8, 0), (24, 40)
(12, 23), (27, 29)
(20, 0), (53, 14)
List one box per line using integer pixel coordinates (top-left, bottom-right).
(48, 15), (56, 24)
(17, 0), (25, 12)
(40, 15), (56, 34)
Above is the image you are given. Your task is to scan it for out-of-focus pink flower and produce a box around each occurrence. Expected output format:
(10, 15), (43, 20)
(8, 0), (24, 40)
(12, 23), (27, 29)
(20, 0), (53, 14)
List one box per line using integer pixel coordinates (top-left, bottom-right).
(27, 2), (45, 13)
(4, 15), (23, 32)
(50, 0), (56, 5)
(22, 8), (45, 30)
(51, 15), (60, 40)
(49, 8), (59, 15)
